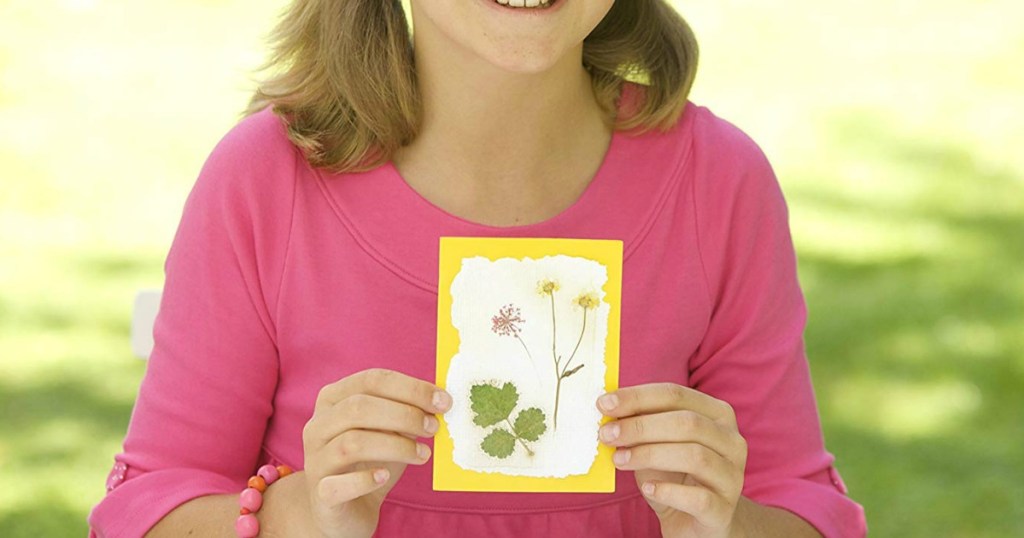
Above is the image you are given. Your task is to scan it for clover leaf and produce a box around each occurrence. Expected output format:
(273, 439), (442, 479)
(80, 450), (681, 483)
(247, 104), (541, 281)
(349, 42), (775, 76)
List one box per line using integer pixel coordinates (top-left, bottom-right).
(470, 382), (519, 427)
(512, 407), (547, 442)
(469, 382), (547, 459)
(480, 428), (517, 459)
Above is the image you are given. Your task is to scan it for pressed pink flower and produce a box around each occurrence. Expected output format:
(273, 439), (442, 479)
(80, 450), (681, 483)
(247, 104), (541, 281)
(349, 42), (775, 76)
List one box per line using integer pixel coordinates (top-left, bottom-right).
(491, 304), (525, 337)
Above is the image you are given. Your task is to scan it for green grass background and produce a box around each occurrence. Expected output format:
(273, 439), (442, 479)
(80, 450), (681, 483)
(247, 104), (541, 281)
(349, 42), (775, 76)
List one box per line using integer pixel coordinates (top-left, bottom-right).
(1, 0), (1021, 535)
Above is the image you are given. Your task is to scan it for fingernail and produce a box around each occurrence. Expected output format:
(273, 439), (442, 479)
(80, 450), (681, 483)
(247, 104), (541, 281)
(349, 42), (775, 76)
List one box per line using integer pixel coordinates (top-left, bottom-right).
(598, 393), (619, 412)
(641, 482), (655, 496)
(416, 443), (431, 460)
(432, 390), (452, 412)
(600, 423), (620, 443)
(613, 448), (631, 466)
(373, 469), (390, 484)
(423, 416), (439, 434)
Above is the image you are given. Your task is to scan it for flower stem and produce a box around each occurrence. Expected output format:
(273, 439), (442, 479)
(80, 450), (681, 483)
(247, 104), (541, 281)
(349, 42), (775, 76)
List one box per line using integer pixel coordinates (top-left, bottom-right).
(550, 292), (558, 368)
(553, 377), (562, 431)
(515, 335), (533, 361)
(554, 308), (590, 431)
(549, 291), (561, 431)
(560, 308), (588, 378)
(515, 334), (540, 383)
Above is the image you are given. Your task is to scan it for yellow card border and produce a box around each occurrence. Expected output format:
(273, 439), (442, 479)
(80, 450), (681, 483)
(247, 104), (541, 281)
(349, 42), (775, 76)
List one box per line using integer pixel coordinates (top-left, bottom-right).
(433, 237), (623, 493)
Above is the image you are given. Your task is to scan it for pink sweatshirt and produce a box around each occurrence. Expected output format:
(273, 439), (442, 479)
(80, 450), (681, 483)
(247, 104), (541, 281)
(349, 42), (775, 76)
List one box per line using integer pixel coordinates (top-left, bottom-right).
(89, 82), (866, 537)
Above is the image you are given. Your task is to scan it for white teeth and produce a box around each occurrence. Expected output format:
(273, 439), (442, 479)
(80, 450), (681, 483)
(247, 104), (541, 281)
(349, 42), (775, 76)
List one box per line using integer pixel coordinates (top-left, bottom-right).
(493, 0), (553, 8)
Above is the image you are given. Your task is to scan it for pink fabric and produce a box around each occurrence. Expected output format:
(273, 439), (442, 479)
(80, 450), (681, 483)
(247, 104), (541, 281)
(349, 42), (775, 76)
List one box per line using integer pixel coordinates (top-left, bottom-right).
(88, 82), (866, 537)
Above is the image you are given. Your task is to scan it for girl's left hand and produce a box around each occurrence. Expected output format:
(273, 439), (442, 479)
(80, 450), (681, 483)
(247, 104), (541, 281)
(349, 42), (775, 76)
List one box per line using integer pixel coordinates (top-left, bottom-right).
(597, 383), (748, 538)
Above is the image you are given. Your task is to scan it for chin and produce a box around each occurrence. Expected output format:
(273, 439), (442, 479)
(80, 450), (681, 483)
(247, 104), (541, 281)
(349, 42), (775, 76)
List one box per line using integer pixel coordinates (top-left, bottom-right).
(477, 43), (567, 75)
(411, 0), (614, 76)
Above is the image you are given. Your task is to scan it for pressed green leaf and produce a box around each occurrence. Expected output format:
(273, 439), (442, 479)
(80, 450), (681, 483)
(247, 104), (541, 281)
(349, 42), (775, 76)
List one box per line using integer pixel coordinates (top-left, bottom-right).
(470, 382), (519, 427)
(480, 428), (516, 459)
(512, 407), (547, 442)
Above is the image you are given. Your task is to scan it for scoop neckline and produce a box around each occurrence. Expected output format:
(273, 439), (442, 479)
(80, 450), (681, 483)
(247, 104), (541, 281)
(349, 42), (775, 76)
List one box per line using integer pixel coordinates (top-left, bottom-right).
(310, 81), (701, 294)
(382, 132), (620, 233)
(380, 83), (635, 234)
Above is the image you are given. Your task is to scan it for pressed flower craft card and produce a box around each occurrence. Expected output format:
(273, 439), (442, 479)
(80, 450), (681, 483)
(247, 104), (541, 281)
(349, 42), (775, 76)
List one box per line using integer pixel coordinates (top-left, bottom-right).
(434, 237), (622, 493)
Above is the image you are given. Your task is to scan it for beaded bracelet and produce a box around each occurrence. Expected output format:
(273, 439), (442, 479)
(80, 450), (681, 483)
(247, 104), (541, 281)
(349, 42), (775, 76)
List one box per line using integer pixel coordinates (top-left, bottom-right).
(235, 464), (293, 538)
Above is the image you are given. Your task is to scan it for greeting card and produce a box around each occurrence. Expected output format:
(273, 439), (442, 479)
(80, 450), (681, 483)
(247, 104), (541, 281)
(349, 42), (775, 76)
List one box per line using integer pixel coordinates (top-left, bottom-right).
(433, 237), (622, 493)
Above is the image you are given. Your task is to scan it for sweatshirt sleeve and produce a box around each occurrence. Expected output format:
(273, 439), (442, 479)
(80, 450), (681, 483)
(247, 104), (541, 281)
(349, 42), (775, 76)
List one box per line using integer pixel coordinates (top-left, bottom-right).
(88, 110), (298, 537)
(687, 109), (867, 537)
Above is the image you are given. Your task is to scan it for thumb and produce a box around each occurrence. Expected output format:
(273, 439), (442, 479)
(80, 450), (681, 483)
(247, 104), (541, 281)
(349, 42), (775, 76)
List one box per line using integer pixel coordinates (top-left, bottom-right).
(314, 468), (391, 509)
(635, 469), (688, 516)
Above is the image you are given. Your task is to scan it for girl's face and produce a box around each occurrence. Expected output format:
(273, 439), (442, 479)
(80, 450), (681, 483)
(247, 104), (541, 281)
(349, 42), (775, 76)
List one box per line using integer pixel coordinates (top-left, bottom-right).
(409, 0), (615, 74)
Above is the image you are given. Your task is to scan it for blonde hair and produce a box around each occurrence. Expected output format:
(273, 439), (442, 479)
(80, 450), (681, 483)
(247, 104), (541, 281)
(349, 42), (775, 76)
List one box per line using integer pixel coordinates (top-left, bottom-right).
(247, 0), (699, 173)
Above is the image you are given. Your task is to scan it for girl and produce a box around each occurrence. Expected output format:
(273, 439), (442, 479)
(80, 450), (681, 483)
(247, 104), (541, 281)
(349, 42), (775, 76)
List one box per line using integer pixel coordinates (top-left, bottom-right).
(89, 0), (867, 536)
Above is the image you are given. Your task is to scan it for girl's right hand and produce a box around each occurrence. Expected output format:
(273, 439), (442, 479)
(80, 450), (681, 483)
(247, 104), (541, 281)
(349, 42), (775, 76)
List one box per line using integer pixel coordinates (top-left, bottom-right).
(300, 368), (452, 538)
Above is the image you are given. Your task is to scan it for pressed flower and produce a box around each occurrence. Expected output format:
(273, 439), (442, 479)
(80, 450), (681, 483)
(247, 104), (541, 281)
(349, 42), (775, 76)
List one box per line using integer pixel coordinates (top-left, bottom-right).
(536, 278), (561, 296)
(492, 304), (539, 381)
(553, 290), (595, 430)
(492, 277), (595, 432)
(491, 304), (525, 337)
(574, 291), (600, 310)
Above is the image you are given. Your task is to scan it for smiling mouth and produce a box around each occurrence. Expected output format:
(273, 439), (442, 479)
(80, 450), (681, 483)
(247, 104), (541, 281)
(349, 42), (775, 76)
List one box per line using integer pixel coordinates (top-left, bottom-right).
(493, 0), (558, 9)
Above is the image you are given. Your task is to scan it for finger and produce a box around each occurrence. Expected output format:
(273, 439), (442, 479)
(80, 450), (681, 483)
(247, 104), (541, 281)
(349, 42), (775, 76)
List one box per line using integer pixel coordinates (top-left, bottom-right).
(314, 468), (391, 508)
(640, 481), (733, 529)
(613, 443), (740, 499)
(597, 383), (736, 425)
(306, 394), (439, 449)
(599, 410), (744, 462)
(315, 368), (452, 415)
(316, 430), (431, 476)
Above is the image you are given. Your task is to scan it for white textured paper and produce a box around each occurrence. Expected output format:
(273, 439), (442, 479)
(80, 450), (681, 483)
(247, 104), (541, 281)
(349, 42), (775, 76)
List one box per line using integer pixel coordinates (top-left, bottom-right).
(445, 255), (609, 477)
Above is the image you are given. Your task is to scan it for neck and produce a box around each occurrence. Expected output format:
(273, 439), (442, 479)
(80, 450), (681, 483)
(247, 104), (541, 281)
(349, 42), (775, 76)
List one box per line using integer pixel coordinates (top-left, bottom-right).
(395, 9), (612, 188)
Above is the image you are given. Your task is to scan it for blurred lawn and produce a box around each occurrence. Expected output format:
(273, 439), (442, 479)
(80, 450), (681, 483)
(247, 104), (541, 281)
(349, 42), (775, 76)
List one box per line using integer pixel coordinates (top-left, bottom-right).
(1, 0), (1021, 536)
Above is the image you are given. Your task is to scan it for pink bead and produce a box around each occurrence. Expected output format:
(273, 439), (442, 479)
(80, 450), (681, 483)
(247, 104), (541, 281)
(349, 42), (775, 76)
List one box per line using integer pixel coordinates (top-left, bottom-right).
(257, 464), (280, 484)
(235, 514), (259, 538)
(239, 487), (263, 512)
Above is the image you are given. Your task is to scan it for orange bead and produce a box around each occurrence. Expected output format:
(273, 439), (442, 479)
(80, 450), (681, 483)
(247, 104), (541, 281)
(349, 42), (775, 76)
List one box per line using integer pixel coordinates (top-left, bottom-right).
(276, 465), (292, 478)
(247, 476), (267, 492)
(240, 508), (251, 515)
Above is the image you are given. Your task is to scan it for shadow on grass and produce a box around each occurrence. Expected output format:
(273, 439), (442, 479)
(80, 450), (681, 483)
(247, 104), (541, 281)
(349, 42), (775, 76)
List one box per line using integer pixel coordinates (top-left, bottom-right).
(0, 248), (159, 532)
(0, 249), (163, 334)
(0, 372), (141, 536)
(792, 115), (1024, 536)
(826, 423), (1024, 538)
(0, 374), (137, 445)
(0, 299), (132, 336)
(0, 500), (88, 538)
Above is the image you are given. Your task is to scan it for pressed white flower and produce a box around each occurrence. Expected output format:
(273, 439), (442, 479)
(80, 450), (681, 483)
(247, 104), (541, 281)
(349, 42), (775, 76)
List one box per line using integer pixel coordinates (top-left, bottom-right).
(574, 291), (600, 310)
(536, 278), (560, 296)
